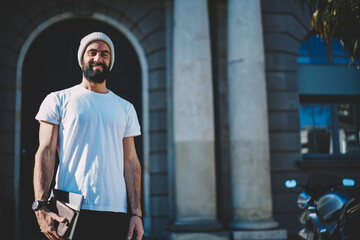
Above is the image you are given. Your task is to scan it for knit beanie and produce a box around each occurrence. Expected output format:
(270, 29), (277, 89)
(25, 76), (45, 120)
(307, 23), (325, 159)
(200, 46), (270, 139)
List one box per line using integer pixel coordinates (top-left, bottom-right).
(77, 32), (115, 71)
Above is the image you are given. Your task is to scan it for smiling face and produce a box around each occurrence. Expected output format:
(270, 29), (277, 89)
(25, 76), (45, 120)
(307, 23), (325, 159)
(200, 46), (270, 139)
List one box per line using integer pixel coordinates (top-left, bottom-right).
(81, 40), (111, 83)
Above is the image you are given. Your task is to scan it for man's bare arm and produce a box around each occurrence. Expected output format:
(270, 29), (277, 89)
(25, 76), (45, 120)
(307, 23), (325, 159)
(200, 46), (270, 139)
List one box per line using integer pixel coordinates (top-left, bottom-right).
(33, 121), (65, 240)
(34, 121), (58, 201)
(123, 136), (144, 240)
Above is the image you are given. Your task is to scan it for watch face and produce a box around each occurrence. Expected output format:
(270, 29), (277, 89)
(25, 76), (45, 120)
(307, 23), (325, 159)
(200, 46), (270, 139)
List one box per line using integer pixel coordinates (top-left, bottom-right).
(32, 201), (39, 211)
(32, 200), (45, 211)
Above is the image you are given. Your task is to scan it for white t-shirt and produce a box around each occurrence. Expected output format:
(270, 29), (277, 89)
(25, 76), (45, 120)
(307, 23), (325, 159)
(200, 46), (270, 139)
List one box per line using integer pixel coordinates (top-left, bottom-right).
(35, 84), (141, 212)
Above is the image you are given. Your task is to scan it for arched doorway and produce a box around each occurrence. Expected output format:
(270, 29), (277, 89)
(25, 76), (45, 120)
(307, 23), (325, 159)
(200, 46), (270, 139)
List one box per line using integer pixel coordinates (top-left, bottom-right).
(19, 18), (142, 239)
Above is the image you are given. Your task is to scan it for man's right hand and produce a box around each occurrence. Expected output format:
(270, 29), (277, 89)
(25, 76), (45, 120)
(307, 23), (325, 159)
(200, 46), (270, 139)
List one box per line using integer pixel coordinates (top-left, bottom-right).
(35, 207), (67, 240)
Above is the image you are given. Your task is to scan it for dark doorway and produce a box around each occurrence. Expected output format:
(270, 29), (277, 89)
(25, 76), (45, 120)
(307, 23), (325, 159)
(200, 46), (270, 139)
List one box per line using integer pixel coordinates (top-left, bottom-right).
(20, 19), (142, 239)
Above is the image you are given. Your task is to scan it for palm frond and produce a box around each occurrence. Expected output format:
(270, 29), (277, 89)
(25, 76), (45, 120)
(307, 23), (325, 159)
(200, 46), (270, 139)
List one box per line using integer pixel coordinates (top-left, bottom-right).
(296, 0), (360, 67)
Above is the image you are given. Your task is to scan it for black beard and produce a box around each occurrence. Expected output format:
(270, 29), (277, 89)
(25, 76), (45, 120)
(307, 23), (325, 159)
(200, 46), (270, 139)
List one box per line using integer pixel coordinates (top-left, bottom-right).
(82, 62), (110, 83)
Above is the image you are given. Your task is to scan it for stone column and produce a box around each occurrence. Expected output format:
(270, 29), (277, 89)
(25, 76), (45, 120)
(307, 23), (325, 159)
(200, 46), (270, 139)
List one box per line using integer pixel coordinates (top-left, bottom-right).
(170, 0), (220, 233)
(227, 0), (279, 230)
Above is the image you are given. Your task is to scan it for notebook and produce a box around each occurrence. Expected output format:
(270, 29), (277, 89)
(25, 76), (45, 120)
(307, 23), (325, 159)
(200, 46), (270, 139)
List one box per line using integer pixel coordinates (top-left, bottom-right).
(49, 189), (84, 240)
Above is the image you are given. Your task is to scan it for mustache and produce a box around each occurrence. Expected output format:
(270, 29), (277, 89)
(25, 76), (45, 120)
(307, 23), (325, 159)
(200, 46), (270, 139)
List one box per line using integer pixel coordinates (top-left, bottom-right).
(89, 62), (106, 67)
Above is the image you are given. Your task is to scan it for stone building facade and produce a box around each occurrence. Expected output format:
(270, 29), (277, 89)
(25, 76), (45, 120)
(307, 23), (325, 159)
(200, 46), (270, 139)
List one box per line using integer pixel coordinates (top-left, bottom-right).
(1, 0), (359, 240)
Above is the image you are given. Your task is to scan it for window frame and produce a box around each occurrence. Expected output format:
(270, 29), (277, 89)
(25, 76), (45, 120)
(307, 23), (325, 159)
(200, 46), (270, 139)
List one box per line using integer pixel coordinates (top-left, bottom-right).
(299, 95), (360, 167)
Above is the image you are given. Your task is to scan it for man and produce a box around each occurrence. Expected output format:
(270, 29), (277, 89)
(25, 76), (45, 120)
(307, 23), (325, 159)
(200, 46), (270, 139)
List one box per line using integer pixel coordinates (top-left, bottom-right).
(33, 32), (144, 240)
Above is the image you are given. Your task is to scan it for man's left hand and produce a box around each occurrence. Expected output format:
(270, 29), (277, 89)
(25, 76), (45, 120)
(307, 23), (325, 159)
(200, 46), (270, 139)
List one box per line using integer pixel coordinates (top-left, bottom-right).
(127, 215), (144, 240)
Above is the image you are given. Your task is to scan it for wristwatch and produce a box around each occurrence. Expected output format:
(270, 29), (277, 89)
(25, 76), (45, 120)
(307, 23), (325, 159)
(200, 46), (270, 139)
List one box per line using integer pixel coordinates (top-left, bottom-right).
(32, 200), (48, 211)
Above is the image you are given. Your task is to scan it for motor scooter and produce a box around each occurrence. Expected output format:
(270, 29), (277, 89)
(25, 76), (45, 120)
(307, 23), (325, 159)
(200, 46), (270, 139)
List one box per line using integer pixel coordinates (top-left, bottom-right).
(285, 173), (360, 240)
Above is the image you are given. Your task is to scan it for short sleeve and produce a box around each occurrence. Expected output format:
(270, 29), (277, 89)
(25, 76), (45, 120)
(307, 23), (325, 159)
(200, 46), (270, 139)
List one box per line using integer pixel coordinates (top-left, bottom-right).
(35, 93), (61, 125)
(124, 104), (141, 137)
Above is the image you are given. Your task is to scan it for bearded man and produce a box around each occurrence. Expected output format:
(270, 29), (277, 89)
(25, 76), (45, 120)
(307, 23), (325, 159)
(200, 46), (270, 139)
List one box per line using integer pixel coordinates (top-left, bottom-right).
(32, 32), (144, 240)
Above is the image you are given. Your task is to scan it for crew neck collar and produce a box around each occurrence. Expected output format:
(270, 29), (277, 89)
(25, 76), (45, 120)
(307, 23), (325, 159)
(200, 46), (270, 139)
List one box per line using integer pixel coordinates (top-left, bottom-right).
(77, 84), (111, 95)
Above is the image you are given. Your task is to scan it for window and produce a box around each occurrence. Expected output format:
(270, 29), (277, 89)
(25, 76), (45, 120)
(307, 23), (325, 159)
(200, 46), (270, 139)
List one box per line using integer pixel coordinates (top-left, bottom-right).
(298, 36), (356, 65)
(300, 102), (360, 156)
(298, 36), (360, 163)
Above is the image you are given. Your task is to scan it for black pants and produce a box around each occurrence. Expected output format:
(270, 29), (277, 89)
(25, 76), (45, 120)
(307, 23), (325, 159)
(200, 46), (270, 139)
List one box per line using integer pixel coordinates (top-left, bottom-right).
(72, 210), (130, 240)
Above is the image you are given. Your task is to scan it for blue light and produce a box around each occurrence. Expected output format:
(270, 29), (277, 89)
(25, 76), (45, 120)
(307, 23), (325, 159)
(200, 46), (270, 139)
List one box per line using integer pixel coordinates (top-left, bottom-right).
(285, 179), (297, 188)
(343, 178), (355, 187)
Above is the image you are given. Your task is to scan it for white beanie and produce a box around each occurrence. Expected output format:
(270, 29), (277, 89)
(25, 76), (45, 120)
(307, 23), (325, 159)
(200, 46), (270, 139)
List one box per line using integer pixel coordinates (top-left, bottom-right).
(77, 32), (115, 71)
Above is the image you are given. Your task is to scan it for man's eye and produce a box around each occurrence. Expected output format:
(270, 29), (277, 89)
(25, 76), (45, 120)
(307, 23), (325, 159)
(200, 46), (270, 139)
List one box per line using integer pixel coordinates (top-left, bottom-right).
(101, 53), (109, 57)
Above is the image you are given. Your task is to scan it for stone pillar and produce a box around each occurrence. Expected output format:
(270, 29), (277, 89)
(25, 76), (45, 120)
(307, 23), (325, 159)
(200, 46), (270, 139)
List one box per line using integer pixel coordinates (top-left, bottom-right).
(227, 0), (279, 231)
(170, 0), (221, 233)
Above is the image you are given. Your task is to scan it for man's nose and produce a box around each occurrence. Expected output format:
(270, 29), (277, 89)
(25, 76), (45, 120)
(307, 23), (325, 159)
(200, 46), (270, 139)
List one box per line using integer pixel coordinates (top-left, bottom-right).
(94, 53), (101, 62)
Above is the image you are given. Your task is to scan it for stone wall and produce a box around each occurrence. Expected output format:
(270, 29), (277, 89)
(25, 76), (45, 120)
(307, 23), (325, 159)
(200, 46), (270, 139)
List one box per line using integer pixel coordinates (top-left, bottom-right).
(2, 0), (355, 239)
(261, 0), (311, 236)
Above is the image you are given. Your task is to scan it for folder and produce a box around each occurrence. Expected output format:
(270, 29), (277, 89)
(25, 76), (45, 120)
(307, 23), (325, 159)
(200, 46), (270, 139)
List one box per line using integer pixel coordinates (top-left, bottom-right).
(48, 189), (84, 240)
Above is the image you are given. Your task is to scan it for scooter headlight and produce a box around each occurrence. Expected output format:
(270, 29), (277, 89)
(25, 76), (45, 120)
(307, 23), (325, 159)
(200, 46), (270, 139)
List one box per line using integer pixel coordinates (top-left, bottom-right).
(297, 192), (311, 209)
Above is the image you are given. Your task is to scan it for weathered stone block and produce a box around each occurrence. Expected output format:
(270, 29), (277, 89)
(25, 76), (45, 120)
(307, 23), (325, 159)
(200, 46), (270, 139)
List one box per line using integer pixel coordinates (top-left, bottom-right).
(268, 111), (300, 131)
(151, 195), (169, 216)
(150, 152), (167, 173)
(0, 47), (19, 68)
(272, 192), (301, 214)
(0, 67), (16, 89)
(0, 194), (15, 239)
(274, 213), (302, 237)
(265, 52), (297, 71)
(150, 131), (167, 152)
(17, 0), (49, 26)
(170, 232), (229, 240)
(261, 0), (311, 29)
(262, 13), (308, 41)
(150, 173), (168, 195)
(0, 7), (30, 34)
(269, 132), (301, 151)
(142, 29), (165, 54)
(108, 0), (131, 14)
(264, 32), (301, 54)
(267, 92), (299, 111)
(0, 88), (16, 111)
(40, 1), (65, 18)
(151, 216), (170, 237)
(125, 0), (157, 25)
(266, 72), (298, 91)
(149, 69), (166, 90)
(270, 152), (301, 171)
(0, 28), (24, 52)
(232, 229), (287, 240)
(106, 9), (135, 33)
(93, 0), (114, 14)
(0, 154), (14, 177)
(137, 10), (165, 36)
(0, 132), (15, 154)
(150, 110), (167, 131)
(0, 110), (15, 132)
(0, 176), (14, 199)
(150, 90), (166, 110)
(147, 49), (166, 71)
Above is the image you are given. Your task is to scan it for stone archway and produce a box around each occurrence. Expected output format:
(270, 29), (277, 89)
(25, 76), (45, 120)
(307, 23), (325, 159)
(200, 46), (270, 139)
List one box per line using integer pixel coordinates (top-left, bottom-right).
(15, 14), (150, 239)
